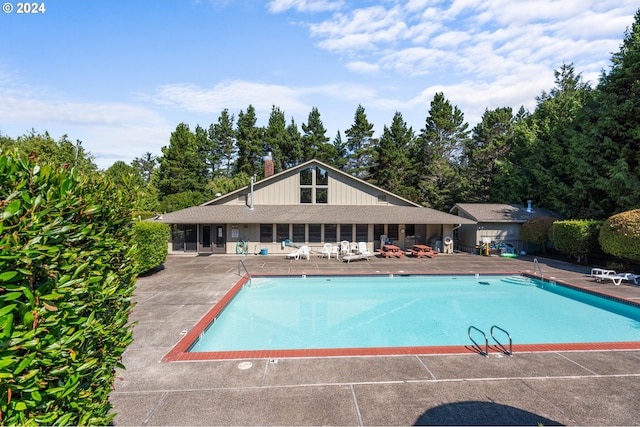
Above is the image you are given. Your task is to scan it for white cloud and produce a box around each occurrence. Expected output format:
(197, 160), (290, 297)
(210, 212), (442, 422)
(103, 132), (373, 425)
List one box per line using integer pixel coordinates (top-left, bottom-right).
(0, 79), (170, 169)
(267, 0), (344, 13)
(150, 80), (309, 116)
(346, 61), (380, 74)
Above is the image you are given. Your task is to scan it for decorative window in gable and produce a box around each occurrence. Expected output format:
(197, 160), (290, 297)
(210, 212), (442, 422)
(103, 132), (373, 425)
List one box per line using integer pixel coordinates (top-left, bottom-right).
(299, 166), (328, 204)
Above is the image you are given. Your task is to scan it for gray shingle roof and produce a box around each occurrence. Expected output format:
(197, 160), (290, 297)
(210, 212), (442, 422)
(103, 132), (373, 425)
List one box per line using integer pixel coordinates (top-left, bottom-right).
(450, 203), (561, 223)
(154, 204), (475, 225)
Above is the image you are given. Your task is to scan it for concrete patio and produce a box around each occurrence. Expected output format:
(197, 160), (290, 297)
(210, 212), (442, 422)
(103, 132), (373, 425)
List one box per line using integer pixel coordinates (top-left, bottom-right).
(110, 252), (640, 425)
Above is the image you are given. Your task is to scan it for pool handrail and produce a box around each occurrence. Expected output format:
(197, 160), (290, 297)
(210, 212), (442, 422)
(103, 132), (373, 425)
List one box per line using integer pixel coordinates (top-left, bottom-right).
(491, 325), (513, 356)
(533, 258), (543, 279)
(468, 325), (489, 356)
(238, 259), (251, 284)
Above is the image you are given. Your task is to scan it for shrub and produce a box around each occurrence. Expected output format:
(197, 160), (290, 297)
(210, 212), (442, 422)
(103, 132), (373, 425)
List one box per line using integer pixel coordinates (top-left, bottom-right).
(520, 217), (556, 254)
(133, 221), (170, 274)
(599, 209), (640, 261)
(552, 220), (602, 263)
(0, 151), (137, 425)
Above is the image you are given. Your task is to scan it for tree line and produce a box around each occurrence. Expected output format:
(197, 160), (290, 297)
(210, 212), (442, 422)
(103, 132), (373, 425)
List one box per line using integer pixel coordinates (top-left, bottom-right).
(2, 10), (639, 219)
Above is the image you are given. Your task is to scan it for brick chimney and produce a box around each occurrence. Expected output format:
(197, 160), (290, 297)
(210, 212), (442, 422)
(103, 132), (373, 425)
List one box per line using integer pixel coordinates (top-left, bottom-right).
(264, 151), (274, 178)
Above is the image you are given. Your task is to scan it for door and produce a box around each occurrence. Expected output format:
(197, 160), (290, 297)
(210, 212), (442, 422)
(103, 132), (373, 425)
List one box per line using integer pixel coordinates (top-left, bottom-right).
(215, 226), (225, 250)
(202, 225), (212, 251)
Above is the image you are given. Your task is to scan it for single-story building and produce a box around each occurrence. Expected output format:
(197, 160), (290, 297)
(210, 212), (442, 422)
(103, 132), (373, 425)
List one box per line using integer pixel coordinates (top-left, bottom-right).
(154, 158), (475, 255)
(450, 202), (561, 254)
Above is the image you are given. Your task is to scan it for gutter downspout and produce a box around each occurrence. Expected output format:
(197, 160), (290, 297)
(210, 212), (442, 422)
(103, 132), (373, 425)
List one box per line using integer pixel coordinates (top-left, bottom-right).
(249, 175), (255, 210)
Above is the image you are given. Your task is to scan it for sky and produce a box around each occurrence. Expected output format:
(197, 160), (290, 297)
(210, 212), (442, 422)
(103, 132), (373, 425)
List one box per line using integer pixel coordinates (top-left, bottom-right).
(1, 0), (637, 169)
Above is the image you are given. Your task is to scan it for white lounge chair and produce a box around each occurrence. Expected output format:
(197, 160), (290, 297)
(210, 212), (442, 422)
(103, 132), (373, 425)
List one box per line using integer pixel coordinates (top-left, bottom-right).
(357, 242), (373, 259)
(592, 270), (639, 285)
(342, 253), (368, 263)
(286, 245), (310, 260)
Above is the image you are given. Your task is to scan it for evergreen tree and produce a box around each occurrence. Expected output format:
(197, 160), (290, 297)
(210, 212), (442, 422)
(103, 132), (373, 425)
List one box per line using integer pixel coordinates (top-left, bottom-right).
(194, 124), (217, 179)
(331, 131), (348, 170)
(461, 107), (515, 202)
(589, 9), (640, 215)
(414, 93), (470, 210)
(284, 118), (303, 168)
(369, 112), (417, 201)
(265, 106), (302, 173)
(301, 107), (334, 163)
(157, 122), (208, 197)
(516, 64), (592, 217)
(345, 104), (376, 178)
(211, 109), (236, 178)
(234, 105), (264, 177)
(132, 152), (157, 184)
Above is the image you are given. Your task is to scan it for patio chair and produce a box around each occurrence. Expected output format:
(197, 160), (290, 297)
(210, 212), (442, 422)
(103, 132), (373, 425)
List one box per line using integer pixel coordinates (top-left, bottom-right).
(594, 272), (639, 286)
(286, 245), (310, 260)
(350, 242), (359, 254)
(340, 241), (350, 256)
(321, 243), (332, 259)
(357, 242), (373, 259)
(330, 245), (341, 260)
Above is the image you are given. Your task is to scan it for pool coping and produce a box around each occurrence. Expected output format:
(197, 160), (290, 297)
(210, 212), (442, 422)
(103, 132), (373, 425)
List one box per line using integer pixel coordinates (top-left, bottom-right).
(162, 271), (640, 362)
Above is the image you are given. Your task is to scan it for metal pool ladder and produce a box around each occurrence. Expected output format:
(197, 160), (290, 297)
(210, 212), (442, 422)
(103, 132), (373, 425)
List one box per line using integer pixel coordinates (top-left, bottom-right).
(533, 258), (543, 278)
(238, 259), (251, 285)
(468, 325), (513, 356)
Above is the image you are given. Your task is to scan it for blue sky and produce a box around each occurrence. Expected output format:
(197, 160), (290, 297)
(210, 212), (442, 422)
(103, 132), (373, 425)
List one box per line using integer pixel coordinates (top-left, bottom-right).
(1, 0), (637, 169)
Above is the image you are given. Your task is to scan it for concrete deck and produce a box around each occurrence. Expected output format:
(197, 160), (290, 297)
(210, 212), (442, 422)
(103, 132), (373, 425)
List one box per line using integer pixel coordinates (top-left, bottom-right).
(110, 253), (640, 426)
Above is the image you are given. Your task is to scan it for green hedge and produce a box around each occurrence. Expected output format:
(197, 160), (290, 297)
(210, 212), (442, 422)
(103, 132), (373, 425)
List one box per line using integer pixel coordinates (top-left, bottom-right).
(0, 151), (137, 425)
(521, 217), (556, 253)
(599, 209), (640, 261)
(552, 220), (602, 263)
(133, 221), (170, 274)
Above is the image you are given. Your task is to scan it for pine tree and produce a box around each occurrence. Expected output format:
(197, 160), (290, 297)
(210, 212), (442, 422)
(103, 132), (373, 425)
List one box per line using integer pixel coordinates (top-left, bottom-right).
(369, 112), (417, 201)
(211, 109), (236, 178)
(590, 9), (640, 215)
(234, 105), (264, 177)
(345, 104), (376, 178)
(461, 107), (515, 202)
(414, 93), (470, 210)
(301, 107), (334, 163)
(157, 122), (208, 198)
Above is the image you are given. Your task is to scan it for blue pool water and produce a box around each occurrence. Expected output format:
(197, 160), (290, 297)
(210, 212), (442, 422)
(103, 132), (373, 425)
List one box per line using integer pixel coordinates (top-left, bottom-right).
(189, 275), (640, 352)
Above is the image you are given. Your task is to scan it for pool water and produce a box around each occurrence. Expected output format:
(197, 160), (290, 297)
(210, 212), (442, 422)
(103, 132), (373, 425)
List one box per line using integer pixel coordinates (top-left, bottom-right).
(189, 275), (640, 353)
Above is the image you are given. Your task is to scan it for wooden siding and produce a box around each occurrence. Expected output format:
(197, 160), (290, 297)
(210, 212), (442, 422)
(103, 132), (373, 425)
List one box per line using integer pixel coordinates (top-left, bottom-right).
(219, 167), (413, 207)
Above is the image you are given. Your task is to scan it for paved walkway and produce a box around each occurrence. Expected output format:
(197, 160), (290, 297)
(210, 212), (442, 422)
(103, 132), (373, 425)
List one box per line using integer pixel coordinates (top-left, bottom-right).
(110, 253), (640, 425)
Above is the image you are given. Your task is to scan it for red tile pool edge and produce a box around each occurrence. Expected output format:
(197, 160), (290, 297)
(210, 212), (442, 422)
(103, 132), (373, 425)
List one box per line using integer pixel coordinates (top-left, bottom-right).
(162, 272), (640, 362)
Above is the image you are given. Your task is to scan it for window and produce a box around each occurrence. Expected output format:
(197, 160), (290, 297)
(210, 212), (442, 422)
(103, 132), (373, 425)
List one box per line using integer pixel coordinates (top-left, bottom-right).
(388, 224), (399, 240)
(308, 224), (321, 242)
(300, 168), (313, 185)
(260, 224), (273, 243)
(324, 224), (337, 242)
(374, 224), (385, 242)
(377, 195), (387, 204)
(292, 224), (305, 242)
(356, 224), (368, 242)
(276, 224), (289, 242)
(316, 167), (328, 185)
(340, 224), (352, 241)
(299, 166), (329, 203)
(316, 188), (327, 204)
(300, 188), (312, 204)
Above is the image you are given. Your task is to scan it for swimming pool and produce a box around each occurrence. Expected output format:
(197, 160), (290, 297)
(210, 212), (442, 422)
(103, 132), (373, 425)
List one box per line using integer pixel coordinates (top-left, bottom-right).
(164, 274), (640, 361)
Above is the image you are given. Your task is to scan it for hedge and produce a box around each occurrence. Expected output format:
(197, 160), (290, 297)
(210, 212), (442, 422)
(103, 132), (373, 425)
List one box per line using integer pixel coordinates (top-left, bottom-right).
(133, 221), (170, 274)
(552, 220), (602, 263)
(520, 217), (556, 253)
(0, 151), (137, 425)
(599, 209), (640, 261)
